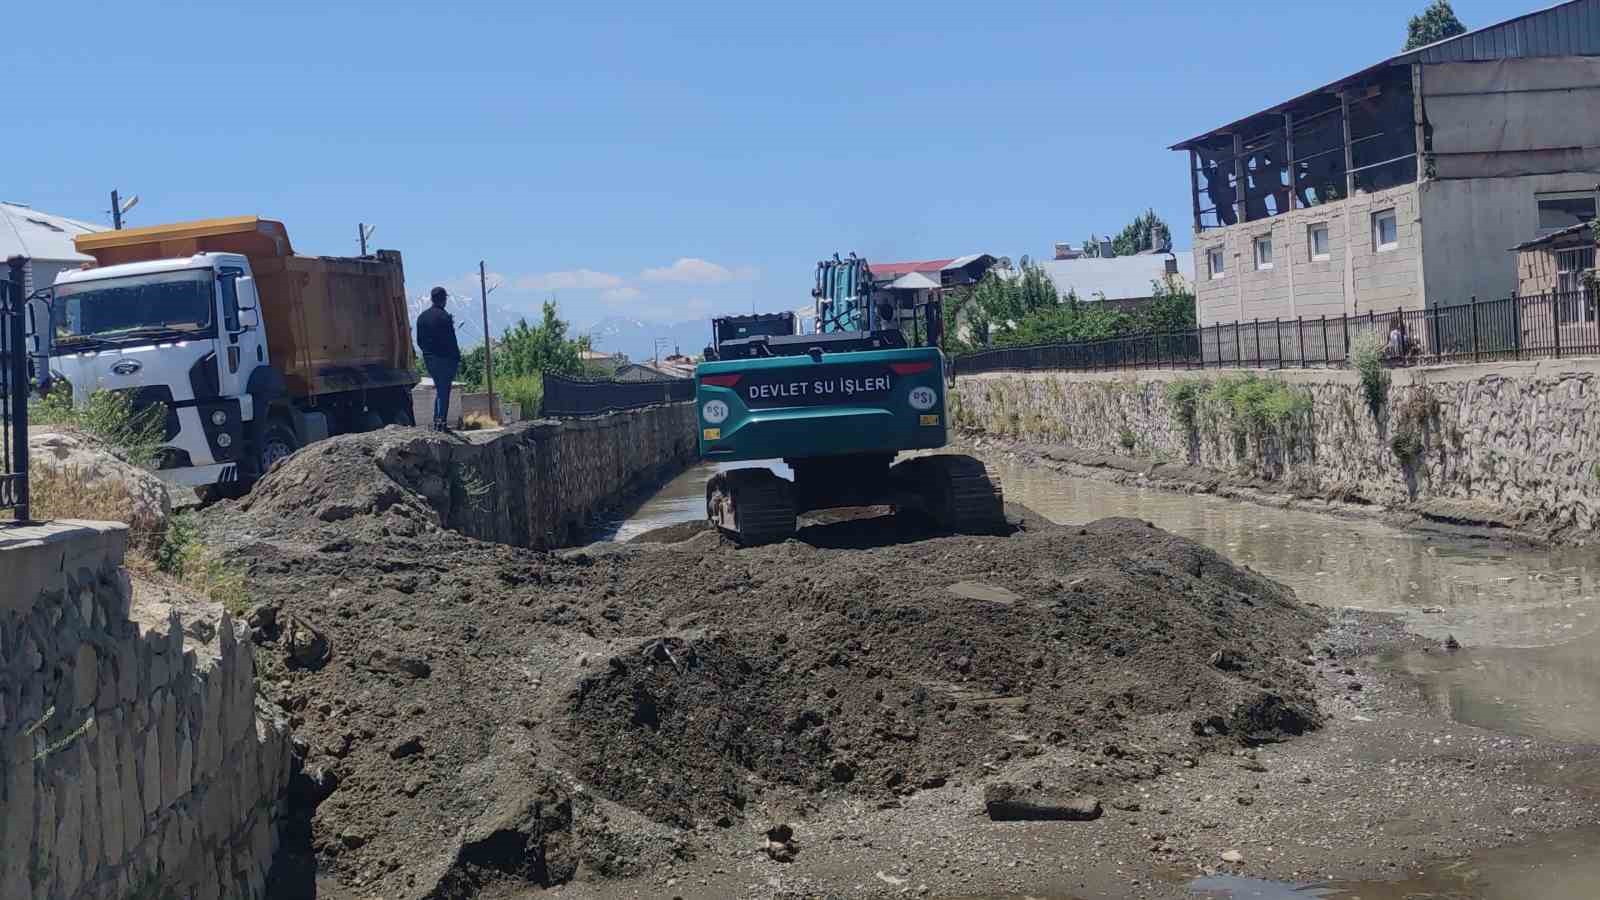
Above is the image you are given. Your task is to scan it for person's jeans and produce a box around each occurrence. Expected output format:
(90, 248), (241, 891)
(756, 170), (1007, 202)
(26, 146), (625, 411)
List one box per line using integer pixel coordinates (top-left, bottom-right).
(423, 354), (459, 426)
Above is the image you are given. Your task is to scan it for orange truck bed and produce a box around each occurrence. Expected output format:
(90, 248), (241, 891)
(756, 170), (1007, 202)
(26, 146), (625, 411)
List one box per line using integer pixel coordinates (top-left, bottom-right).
(74, 216), (417, 399)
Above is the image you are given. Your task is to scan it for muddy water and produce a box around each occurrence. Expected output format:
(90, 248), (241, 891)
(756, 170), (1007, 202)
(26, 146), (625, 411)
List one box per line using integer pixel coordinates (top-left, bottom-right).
(594, 461), (790, 542)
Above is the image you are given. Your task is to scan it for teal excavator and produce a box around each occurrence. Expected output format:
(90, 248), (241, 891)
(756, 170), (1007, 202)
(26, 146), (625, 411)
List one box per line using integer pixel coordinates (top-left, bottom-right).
(694, 254), (1004, 544)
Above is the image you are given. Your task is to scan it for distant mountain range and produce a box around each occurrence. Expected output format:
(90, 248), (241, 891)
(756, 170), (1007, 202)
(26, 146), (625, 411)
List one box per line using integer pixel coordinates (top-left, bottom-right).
(406, 294), (528, 350)
(578, 316), (713, 362)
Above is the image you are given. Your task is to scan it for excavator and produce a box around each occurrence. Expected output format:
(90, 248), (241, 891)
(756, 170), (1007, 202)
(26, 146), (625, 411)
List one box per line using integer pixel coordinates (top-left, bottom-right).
(695, 254), (1005, 544)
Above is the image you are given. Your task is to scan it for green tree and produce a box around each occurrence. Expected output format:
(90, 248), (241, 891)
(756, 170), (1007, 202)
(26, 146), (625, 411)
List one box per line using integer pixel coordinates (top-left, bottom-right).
(456, 299), (587, 390)
(1133, 275), (1197, 334)
(1405, 0), (1466, 50)
(1111, 209), (1173, 257)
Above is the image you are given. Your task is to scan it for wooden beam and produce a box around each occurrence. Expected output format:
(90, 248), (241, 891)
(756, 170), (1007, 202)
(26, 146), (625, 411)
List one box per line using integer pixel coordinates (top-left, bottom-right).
(1340, 90), (1355, 198)
(1283, 112), (1295, 212)
(1189, 149), (1203, 233)
(1233, 132), (1247, 224)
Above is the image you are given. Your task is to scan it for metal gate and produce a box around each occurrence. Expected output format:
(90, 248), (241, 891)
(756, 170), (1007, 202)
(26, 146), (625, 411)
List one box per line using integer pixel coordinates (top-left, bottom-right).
(1, 258), (31, 521)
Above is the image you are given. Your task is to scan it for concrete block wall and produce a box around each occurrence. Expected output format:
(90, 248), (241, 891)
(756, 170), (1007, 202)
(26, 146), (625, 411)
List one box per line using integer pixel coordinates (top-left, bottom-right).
(1193, 183), (1423, 326)
(952, 360), (1600, 536)
(0, 522), (290, 900)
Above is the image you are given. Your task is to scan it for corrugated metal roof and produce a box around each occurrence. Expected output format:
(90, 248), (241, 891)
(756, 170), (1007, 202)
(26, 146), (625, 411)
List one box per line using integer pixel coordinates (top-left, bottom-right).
(871, 259), (954, 278)
(1171, 0), (1600, 150)
(1509, 219), (1596, 250)
(0, 202), (101, 262)
(1035, 255), (1195, 303)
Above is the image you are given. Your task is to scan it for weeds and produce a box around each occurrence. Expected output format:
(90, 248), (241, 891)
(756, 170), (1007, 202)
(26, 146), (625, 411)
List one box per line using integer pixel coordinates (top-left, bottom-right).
(1117, 425), (1137, 451)
(1349, 330), (1390, 416)
(1390, 430), (1424, 465)
(33, 383), (167, 466)
(143, 513), (249, 616)
(498, 374), (543, 419)
(1164, 378), (1204, 434)
(1205, 374), (1311, 434)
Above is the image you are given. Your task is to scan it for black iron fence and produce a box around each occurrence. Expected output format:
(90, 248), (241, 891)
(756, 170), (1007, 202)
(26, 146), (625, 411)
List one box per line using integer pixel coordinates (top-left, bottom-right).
(953, 290), (1600, 376)
(2, 258), (30, 521)
(539, 372), (694, 417)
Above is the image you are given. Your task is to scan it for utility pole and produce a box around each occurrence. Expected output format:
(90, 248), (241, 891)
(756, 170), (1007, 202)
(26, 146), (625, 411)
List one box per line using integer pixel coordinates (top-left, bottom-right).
(479, 261), (496, 421)
(653, 337), (670, 367)
(359, 223), (368, 255)
(110, 190), (122, 230)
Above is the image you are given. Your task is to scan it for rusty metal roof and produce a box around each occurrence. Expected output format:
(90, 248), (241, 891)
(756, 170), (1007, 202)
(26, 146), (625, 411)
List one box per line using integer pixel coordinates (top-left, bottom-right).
(1171, 0), (1600, 151)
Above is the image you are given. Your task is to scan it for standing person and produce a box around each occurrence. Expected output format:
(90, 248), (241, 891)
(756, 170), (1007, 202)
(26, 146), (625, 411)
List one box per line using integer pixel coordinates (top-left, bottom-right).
(416, 286), (462, 431)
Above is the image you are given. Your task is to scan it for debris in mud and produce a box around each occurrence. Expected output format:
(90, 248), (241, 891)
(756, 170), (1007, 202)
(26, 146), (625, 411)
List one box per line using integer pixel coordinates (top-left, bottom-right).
(205, 431), (1328, 900)
(983, 784), (1103, 822)
(763, 823), (799, 862)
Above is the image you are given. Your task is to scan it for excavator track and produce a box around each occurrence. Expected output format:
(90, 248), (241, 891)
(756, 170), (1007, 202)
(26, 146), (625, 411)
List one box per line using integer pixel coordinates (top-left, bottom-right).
(706, 468), (797, 546)
(891, 454), (1007, 535)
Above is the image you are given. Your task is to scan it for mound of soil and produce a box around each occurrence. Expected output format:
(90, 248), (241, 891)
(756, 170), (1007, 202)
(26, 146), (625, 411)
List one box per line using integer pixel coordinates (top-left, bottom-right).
(206, 431), (1325, 899)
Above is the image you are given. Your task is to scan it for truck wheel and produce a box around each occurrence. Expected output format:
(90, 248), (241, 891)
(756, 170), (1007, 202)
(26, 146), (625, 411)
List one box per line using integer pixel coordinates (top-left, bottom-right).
(257, 420), (300, 473)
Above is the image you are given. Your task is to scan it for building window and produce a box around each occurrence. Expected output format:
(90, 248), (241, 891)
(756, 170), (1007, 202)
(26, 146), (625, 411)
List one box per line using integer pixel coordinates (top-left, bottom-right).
(1254, 235), (1273, 270)
(1557, 246), (1596, 317)
(1373, 210), (1398, 252)
(1538, 192), (1597, 234)
(1308, 224), (1330, 261)
(1208, 247), (1226, 279)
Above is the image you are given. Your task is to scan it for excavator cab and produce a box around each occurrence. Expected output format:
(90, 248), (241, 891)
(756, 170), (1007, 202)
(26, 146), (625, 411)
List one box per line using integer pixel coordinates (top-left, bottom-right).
(694, 254), (1002, 544)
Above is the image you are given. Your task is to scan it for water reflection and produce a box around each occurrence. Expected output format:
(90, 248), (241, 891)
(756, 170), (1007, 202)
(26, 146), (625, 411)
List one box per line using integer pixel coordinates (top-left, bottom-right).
(593, 460), (789, 542)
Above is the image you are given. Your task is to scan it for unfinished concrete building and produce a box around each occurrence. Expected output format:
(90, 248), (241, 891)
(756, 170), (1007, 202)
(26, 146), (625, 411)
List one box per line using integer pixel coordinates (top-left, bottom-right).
(1172, 0), (1600, 329)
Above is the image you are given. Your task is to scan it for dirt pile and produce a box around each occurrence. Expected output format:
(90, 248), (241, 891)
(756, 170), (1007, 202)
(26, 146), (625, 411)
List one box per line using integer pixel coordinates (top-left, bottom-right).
(205, 431), (1326, 899)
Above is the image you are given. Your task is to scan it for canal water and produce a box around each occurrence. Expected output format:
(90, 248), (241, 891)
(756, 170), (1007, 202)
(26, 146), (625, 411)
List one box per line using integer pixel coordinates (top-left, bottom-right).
(610, 458), (1600, 899)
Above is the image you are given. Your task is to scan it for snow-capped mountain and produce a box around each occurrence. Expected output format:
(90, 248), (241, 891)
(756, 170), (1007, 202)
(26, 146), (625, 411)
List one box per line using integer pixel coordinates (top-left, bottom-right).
(577, 315), (714, 362)
(406, 294), (525, 350)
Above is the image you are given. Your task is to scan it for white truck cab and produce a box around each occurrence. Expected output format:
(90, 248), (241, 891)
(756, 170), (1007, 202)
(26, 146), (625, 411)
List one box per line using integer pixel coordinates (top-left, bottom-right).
(46, 253), (265, 488)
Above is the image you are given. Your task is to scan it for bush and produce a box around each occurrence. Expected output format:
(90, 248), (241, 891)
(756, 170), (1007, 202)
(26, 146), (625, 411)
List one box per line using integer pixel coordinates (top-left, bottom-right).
(1391, 429), (1424, 465)
(33, 384), (166, 466)
(1349, 330), (1390, 415)
(498, 373), (543, 418)
(1164, 378), (1204, 433)
(1118, 425), (1137, 451)
(1205, 374), (1311, 433)
(151, 512), (248, 615)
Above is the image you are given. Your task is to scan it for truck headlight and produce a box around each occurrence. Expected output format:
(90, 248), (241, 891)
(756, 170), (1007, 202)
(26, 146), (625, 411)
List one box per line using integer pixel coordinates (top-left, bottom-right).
(702, 399), (730, 425)
(216, 433), (232, 448)
(211, 410), (228, 426)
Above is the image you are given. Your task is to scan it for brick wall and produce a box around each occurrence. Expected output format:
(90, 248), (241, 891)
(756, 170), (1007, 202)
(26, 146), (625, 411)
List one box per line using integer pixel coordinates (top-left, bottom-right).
(0, 522), (289, 900)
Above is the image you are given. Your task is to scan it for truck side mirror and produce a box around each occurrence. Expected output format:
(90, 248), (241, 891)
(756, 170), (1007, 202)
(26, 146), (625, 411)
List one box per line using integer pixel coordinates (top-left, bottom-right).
(234, 276), (261, 329)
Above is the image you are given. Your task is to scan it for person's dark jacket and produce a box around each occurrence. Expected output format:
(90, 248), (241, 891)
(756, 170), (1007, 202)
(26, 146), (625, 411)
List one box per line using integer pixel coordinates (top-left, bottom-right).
(416, 306), (461, 360)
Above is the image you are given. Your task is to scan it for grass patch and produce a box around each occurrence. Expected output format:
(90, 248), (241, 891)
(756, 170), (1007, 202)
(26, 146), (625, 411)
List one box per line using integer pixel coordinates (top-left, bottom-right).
(33, 384), (167, 466)
(147, 512), (249, 615)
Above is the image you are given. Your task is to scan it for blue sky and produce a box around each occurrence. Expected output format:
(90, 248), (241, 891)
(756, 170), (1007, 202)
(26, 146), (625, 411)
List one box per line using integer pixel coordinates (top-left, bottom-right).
(10, 0), (1528, 337)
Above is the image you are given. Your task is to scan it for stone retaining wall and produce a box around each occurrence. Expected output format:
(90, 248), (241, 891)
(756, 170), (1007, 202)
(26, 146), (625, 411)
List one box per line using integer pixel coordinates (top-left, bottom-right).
(951, 359), (1600, 539)
(0, 522), (290, 900)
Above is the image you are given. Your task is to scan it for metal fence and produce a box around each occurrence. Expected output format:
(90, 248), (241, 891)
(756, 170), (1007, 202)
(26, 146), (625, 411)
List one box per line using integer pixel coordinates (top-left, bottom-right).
(953, 290), (1600, 376)
(539, 372), (694, 417)
(1, 259), (30, 521)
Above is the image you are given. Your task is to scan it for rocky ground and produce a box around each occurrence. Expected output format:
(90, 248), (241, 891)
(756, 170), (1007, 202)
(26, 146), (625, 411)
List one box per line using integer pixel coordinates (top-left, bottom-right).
(201, 430), (1600, 899)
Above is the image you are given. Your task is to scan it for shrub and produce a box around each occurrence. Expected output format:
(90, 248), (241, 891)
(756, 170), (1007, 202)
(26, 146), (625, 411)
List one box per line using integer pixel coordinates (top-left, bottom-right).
(1391, 429), (1424, 465)
(498, 373), (543, 419)
(1204, 374), (1311, 433)
(33, 384), (166, 466)
(1349, 330), (1390, 415)
(1164, 378), (1204, 433)
(1118, 425), (1137, 451)
(149, 512), (249, 615)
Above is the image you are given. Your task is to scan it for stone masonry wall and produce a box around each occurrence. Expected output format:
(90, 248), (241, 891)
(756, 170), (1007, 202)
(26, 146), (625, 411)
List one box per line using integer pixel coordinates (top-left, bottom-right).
(951, 359), (1600, 538)
(365, 402), (699, 549)
(0, 521), (290, 900)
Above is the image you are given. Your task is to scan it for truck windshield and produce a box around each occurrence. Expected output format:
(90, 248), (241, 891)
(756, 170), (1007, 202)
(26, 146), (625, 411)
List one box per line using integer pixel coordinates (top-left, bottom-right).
(54, 269), (215, 346)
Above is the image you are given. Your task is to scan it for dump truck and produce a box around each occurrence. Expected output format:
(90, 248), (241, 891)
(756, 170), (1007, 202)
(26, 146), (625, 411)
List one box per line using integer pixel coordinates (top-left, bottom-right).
(695, 254), (1004, 544)
(31, 216), (418, 494)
